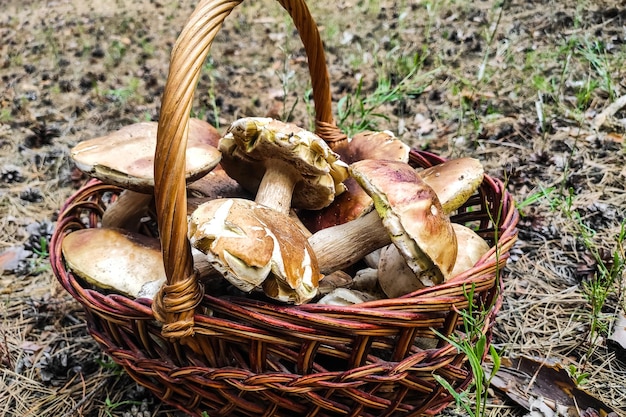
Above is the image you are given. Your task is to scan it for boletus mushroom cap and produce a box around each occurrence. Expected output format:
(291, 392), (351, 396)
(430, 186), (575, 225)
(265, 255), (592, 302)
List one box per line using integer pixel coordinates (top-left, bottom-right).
(218, 117), (348, 214)
(378, 223), (491, 298)
(350, 159), (458, 284)
(418, 157), (484, 214)
(449, 223), (490, 277)
(61, 228), (166, 299)
(377, 243), (427, 298)
(189, 198), (322, 304)
(71, 118), (222, 193)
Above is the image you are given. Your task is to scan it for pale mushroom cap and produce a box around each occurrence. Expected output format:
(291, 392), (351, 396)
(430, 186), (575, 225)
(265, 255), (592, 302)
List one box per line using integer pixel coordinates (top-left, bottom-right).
(299, 131), (409, 232)
(218, 117), (348, 210)
(71, 119), (222, 193)
(317, 288), (380, 306)
(350, 159), (458, 284)
(378, 224), (488, 298)
(352, 267), (381, 293)
(450, 223), (490, 277)
(188, 198), (322, 304)
(418, 157), (484, 214)
(61, 228), (166, 299)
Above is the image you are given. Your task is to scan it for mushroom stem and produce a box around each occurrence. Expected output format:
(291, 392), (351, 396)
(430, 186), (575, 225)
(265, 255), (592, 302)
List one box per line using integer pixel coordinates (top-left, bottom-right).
(102, 190), (152, 231)
(308, 210), (390, 274)
(255, 159), (299, 214)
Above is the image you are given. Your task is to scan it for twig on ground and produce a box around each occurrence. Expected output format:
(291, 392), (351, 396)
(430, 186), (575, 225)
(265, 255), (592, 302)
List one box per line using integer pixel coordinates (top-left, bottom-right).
(593, 95), (626, 130)
(60, 377), (110, 417)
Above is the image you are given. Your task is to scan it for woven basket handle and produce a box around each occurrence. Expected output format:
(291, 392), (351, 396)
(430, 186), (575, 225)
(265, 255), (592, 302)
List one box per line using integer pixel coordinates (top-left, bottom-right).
(153, 0), (345, 339)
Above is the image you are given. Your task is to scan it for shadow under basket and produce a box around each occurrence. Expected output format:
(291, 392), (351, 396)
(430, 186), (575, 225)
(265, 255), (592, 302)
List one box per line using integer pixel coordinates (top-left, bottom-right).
(51, 149), (519, 417)
(50, 0), (519, 415)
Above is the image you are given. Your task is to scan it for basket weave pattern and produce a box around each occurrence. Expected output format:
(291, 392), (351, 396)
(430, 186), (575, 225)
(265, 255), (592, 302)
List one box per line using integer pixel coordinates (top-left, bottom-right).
(50, 0), (519, 416)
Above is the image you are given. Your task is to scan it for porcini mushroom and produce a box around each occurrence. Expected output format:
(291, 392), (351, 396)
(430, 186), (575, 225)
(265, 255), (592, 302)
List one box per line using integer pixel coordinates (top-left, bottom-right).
(308, 159), (457, 283)
(187, 168), (251, 202)
(377, 244), (422, 298)
(317, 288), (380, 306)
(218, 117), (348, 215)
(71, 119), (221, 229)
(449, 223), (491, 277)
(189, 198), (322, 304)
(377, 223), (491, 298)
(418, 157), (484, 214)
(61, 228), (219, 299)
(352, 159), (458, 282)
(62, 228), (167, 299)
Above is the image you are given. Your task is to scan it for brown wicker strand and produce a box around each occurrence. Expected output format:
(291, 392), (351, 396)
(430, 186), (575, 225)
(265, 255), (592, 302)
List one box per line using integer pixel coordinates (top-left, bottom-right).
(154, 0), (241, 338)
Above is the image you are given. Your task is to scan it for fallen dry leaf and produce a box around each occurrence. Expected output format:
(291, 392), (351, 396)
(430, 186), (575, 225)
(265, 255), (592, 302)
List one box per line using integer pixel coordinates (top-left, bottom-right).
(0, 246), (31, 275)
(487, 356), (618, 417)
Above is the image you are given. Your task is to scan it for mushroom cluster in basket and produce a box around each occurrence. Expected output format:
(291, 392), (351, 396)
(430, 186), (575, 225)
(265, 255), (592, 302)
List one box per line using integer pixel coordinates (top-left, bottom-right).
(62, 117), (490, 305)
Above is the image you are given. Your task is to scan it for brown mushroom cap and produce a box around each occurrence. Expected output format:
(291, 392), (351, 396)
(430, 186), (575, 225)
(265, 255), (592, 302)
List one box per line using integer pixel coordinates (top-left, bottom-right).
(350, 159), (458, 283)
(332, 130), (410, 166)
(187, 168), (251, 202)
(61, 228), (166, 299)
(418, 157), (484, 214)
(189, 198), (322, 304)
(218, 117), (348, 213)
(71, 118), (222, 193)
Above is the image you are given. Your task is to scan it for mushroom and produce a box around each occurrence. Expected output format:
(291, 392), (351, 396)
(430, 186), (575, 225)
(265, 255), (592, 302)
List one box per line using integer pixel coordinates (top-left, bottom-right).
(448, 223), (491, 277)
(70, 119), (221, 230)
(378, 244), (423, 298)
(187, 168), (251, 202)
(61, 228), (218, 299)
(357, 158), (457, 281)
(61, 228), (167, 299)
(218, 117), (349, 215)
(188, 197), (322, 304)
(299, 130), (410, 233)
(317, 270), (353, 295)
(352, 267), (381, 293)
(418, 157), (484, 214)
(333, 130), (411, 163)
(303, 156), (483, 274)
(377, 223), (490, 298)
(308, 159), (457, 282)
(317, 288), (380, 306)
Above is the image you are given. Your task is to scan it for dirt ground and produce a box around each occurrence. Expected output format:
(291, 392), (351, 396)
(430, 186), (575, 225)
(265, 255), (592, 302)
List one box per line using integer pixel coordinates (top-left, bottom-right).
(1, 0), (625, 416)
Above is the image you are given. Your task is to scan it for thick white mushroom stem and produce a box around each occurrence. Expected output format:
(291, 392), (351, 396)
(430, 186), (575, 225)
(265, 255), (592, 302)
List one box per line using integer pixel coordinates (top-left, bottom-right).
(255, 159), (300, 215)
(308, 210), (391, 275)
(102, 190), (152, 231)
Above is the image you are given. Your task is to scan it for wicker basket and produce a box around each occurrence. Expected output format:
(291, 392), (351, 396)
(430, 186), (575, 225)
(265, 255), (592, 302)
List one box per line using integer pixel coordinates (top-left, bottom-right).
(50, 0), (520, 416)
